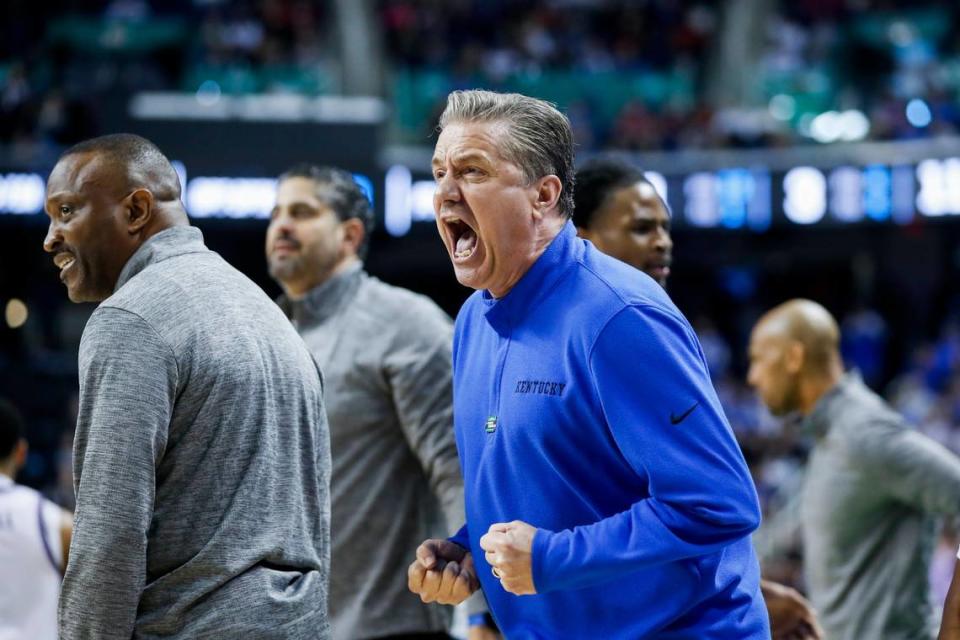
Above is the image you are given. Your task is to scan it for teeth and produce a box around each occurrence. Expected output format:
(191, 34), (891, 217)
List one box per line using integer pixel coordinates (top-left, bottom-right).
(454, 249), (472, 259)
(55, 255), (75, 270)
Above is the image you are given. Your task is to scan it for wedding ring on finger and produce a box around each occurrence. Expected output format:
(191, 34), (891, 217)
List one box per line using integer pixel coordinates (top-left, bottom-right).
(491, 567), (502, 579)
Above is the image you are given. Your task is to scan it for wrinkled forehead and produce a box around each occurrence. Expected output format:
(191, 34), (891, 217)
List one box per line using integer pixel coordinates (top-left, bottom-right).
(432, 119), (512, 165)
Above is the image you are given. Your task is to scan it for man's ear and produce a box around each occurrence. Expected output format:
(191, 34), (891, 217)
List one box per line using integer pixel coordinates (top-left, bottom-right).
(784, 341), (805, 374)
(532, 175), (563, 220)
(341, 218), (366, 256)
(127, 188), (154, 234)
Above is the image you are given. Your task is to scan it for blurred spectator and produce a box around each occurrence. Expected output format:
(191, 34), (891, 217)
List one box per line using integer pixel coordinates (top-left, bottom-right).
(840, 304), (887, 387)
(5, 0), (960, 149)
(380, 0), (960, 148)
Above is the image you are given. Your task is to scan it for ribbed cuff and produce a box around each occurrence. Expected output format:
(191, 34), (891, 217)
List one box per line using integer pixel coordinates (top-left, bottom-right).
(531, 527), (552, 593)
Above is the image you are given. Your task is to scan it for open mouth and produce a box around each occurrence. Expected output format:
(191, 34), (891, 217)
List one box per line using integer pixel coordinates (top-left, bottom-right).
(444, 216), (479, 262)
(646, 259), (672, 280)
(54, 252), (76, 281)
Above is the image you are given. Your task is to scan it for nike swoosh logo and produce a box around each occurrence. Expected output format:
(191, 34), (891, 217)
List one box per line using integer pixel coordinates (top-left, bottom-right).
(670, 402), (699, 425)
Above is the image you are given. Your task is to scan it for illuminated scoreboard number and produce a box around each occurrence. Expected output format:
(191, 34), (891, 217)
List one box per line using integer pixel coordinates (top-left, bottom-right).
(784, 165), (914, 226)
(783, 167), (827, 224)
(827, 165), (892, 223)
(683, 172), (717, 227)
(828, 166), (862, 222)
(862, 165), (891, 222)
(891, 165), (915, 224)
(681, 169), (771, 230)
(916, 158), (960, 217)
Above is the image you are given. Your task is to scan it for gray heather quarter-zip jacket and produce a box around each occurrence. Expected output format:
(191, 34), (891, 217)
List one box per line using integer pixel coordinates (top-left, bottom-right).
(280, 263), (471, 640)
(60, 226), (331, 640)
(802, 371), (960, 640)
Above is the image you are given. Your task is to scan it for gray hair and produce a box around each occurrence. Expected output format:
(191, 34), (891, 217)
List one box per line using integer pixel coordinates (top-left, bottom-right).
(438, 90), (575, 219)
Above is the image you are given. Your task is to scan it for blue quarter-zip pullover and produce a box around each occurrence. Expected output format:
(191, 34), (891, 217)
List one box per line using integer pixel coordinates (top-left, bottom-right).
(449, 222), (768, 639)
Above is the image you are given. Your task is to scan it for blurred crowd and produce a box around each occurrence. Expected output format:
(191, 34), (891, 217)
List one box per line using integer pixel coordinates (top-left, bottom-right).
(381, 0), (960, 147)
(0, 0), (332, 156)
(4, 0), (960, 153)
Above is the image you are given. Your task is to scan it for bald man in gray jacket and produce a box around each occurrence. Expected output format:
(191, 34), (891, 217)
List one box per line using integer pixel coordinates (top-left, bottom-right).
(749, 299), (960, 640)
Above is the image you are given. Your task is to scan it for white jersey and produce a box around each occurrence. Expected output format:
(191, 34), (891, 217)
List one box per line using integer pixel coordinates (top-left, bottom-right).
(0, 474), (64, 640)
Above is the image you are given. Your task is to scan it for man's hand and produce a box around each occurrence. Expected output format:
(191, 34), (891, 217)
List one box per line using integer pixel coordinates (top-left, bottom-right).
(479, 521), (537, 596)
(407, 539), (479, 605)
(762, 579), (823, 640)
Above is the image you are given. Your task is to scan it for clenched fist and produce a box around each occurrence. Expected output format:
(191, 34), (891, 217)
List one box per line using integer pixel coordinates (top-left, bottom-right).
(408, 538), (480, 606)
(762, 579), (823, 640)
(479, 521), (537, 596)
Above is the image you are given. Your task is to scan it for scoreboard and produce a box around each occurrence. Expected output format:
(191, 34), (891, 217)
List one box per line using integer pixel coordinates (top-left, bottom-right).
(382, 156), (960, 235)
(4, 155), (960, 233)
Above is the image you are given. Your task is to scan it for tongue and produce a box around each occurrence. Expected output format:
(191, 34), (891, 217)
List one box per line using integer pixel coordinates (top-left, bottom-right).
(456, 227), (477, 254)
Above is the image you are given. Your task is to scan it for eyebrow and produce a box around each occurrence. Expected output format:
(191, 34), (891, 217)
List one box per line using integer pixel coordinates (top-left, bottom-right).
(43, 193), (73, 218)
(432, 151), (491, 168)
(287, 199), (319, 208)
(452, 152), (490, 165)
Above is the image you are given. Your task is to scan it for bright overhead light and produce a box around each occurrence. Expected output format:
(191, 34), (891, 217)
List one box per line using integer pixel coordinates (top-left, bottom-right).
(5, 299), (27, 329)
(810, 110), (869, 143)
(906, 99), (932, 128)
(811, 111), (842, 143)
(768, 94), (796, 121)
(838, 110), (870, 141)
(196, 80), (222, 107)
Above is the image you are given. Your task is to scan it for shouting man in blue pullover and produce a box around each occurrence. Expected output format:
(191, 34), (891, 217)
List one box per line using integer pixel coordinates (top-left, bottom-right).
(407, 90), (769, 639)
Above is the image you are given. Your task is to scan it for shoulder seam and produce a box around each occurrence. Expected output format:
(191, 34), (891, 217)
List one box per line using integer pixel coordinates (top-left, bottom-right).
(577, 257), (682, 318)
(111, 253), (216, 308)
(585, 302), (690, 371)
(88, 306), (182, 392)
